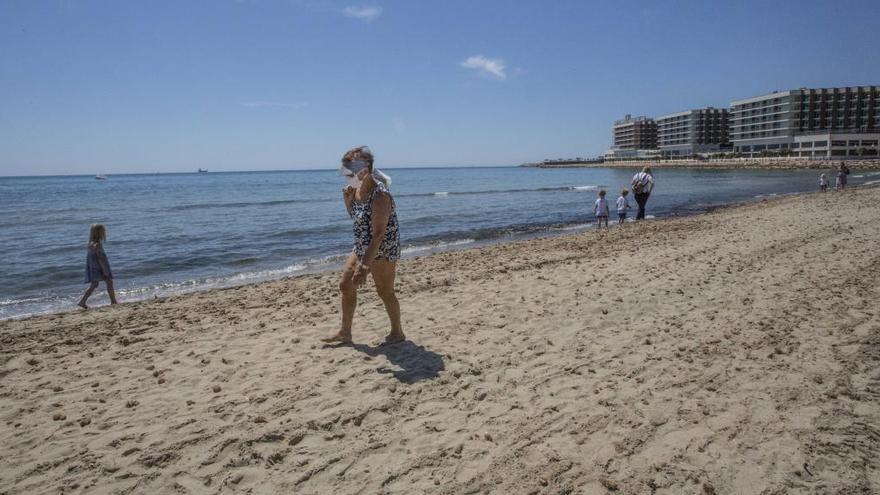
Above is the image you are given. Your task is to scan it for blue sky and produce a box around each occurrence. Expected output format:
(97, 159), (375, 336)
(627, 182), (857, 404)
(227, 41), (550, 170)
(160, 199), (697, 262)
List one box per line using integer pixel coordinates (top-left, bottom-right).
(2, 0), (879, 175)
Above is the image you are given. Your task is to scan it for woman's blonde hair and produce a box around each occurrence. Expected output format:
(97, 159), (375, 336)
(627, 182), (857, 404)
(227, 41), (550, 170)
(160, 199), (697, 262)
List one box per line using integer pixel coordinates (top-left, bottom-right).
(641, 166), (652, 174)
(89, 224), (107, 247)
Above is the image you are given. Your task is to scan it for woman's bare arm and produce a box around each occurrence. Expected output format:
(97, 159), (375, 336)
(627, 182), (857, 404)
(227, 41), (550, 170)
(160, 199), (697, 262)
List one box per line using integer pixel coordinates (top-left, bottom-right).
(360, 193), (391, 267)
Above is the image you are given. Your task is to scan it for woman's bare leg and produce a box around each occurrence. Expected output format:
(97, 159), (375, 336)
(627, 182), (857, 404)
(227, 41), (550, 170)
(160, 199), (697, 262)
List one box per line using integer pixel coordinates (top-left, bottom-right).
(78, 281), (99, 309)
(371, 259), (404, 343)
(322, 252), (359, 343)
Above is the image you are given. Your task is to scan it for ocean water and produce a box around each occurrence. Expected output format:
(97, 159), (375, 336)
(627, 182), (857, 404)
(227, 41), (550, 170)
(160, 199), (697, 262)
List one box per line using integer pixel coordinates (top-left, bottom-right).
(1, 166), (877, 319)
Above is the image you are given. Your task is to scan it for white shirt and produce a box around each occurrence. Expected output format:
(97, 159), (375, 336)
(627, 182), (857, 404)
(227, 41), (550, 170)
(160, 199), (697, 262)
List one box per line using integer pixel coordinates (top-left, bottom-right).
(594, 197), (609, 216)
(632, 172), (655, 193)
(616, 196), (630, 213)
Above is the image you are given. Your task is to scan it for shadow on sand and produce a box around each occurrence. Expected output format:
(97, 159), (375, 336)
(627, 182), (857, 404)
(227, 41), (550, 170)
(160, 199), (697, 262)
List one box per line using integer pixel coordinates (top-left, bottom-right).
(351, 340), (445, 384)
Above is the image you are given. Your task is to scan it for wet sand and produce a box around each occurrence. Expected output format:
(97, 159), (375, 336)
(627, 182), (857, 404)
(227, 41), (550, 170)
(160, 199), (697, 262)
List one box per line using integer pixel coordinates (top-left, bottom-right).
(2, 186), (879, 494)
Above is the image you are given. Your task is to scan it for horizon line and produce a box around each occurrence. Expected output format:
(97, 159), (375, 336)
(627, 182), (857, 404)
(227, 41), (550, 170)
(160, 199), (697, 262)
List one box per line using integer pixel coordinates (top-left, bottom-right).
(0, 163), (524, 178)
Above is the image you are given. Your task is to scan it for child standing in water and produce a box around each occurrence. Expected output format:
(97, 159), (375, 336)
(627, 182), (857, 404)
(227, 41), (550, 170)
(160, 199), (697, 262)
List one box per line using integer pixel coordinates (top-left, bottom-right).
(593, 190), (609, 229)
(616, 188), (631, 225)
(819, 173), (828, 192)
(78, 224), (117, 309)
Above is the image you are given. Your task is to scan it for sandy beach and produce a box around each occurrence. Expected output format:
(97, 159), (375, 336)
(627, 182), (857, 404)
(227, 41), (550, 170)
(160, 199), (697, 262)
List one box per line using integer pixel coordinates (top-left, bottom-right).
(2, 187), (879, 494)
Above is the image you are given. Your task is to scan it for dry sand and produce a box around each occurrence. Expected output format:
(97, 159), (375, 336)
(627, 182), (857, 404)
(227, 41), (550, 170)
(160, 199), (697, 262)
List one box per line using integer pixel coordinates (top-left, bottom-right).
(2, 187), (879, 494)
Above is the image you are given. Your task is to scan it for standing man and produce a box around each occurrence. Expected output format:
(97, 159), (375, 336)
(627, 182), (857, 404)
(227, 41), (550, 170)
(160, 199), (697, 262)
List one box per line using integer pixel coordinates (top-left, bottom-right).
(631, 166), (655, 220)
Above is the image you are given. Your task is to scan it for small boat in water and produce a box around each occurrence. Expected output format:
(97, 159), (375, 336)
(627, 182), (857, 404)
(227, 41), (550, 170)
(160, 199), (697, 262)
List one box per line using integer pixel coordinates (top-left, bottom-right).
(95, 175), (108, 180)
(198, 168), (208, 173)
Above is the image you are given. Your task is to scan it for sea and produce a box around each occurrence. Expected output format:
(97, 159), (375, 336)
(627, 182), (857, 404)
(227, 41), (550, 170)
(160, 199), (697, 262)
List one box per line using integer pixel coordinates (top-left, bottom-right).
(2, 166), (879, 319)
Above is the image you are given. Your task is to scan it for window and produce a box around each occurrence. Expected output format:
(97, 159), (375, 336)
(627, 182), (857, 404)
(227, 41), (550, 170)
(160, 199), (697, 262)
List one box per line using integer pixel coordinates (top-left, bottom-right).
(832, 141), (847, 147)
(768, 144), (779, 150)
(813, 141), (828, 147)
(801, 142), (813, 148)
(791, 142), (800, 149)
(848, 140), (860, 146)
(862, 140), (878, 146)
(754, 145), (766, 151)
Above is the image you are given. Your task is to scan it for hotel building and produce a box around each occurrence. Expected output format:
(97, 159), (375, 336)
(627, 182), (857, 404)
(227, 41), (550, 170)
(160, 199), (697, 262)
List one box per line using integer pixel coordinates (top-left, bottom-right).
(612, 115), (657, 150)
(656, 107), (730, 157)
(730, 86), (880, 157)
(606, 115), (658, 160)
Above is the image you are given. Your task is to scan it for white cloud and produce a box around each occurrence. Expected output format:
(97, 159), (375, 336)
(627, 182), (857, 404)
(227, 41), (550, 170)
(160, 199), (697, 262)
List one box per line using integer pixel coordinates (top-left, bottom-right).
(342, 5), (382, 22)
(460, 55), (507, 80)
(242, 101), (309, 109)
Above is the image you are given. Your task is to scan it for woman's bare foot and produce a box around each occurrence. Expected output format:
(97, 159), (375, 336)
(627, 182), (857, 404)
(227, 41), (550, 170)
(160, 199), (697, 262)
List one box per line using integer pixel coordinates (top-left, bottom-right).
(378, 332), (406, 346)
(321, 332), (353, 344)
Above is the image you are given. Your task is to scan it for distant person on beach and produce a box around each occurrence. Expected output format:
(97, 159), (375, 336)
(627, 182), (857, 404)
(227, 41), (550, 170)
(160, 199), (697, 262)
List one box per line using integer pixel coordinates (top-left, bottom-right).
(819, 173), (828, 192)
(78, 224), (117, 309)
(616, 188), (631, 225)
(835, 162), (849, 191)
(322, 146), (404, 346)
(631, 167), (655, 220)
(593, 190), (609, 229)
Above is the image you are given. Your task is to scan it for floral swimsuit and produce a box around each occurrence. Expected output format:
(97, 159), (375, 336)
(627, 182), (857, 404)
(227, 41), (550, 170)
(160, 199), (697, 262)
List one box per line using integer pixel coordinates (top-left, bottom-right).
(351, 181), (400, 261)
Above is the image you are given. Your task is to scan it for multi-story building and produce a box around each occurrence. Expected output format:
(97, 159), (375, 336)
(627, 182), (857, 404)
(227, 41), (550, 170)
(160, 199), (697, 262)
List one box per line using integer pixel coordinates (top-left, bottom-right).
(612, 115), (657, 150)
(656, 107), (729, 157)
(730, 86), (880, 157)
(791, 132), (879, 158)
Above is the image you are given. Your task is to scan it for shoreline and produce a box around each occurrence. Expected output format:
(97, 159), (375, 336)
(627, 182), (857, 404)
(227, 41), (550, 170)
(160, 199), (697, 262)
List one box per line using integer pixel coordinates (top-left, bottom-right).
(0, 182), (841, 322)
(524, 157), (880, 170)
(7, 167), (880, 322)
(3, 186), (880, 493)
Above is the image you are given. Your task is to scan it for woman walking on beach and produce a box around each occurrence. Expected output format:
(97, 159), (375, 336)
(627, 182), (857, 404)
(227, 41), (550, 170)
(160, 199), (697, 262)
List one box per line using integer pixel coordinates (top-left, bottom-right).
(322, 146), (404, 345)
(631, 166), (655, 220)
(78, 224), (117, 309)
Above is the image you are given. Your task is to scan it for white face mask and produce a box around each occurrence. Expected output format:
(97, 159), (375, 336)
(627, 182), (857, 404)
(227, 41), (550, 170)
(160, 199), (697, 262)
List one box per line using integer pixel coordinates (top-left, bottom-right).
(345, 175), (362, 188)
